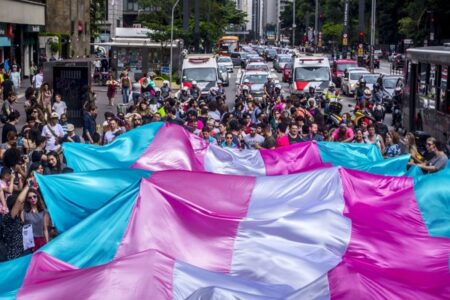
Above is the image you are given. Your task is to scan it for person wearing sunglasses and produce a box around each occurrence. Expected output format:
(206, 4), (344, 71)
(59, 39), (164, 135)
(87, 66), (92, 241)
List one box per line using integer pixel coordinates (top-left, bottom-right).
(221, 133), (237, 149)
(417, 138), (448, 174)
(21, 186), (49, 251)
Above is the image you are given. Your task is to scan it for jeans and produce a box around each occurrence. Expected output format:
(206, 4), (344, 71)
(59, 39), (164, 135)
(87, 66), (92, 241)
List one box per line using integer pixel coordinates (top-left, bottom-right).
(122, 87), (130, 104)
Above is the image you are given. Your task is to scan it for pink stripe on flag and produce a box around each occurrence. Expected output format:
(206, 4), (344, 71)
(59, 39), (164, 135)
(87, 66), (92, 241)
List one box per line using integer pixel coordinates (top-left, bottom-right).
(329, 169), (450, 299)
(132, 123), (208, 172)
(116, 171), (256, 273)
(19, 250), (174, 300)
(260, 141), (331, 175)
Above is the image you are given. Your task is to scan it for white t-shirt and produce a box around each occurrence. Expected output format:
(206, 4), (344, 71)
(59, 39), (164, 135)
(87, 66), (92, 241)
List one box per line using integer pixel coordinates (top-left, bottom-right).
(42, 124), (65, 151)
(52, 101), (67, 117)
(243, 133), (264, 149)
(103, 129), (122, 145)
(33, 73), (44, 89)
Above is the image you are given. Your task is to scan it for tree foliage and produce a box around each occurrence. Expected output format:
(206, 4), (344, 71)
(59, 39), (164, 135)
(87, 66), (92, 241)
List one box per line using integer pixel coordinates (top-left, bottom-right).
(90, 0), (107, 41)
(279, 0), (450, 48)
(138, 0), (246, 51)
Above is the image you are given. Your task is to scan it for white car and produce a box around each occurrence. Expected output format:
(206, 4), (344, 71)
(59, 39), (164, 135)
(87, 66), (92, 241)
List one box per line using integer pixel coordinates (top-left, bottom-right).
(236, 70), (269, 100)
(245, 62), (270, 72)
(342, 70), (370, 96)
(360, 73), (381, 91)
(217, 56), (234, 73)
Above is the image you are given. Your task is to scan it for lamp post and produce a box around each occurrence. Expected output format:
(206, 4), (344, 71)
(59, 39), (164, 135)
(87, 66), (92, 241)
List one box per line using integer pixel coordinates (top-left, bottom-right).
(292, 0), (296, 47)
(314, 0), (319, 51)
(170, 0), (180, 89)
(370, 0), (376, 73)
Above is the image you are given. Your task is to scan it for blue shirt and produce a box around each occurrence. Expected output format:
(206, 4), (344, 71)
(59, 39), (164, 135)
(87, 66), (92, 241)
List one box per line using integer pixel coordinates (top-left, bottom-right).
(83, 112), (97, 140)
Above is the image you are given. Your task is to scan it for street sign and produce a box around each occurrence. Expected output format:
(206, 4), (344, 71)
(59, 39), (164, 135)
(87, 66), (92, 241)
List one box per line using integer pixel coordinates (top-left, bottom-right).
(160, 66), (170, 75)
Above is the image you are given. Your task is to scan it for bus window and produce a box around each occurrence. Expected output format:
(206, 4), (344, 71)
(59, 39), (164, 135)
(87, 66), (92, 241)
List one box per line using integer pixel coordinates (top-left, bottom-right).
(418, 63), (436, 109)
(439, 66), (449, 113)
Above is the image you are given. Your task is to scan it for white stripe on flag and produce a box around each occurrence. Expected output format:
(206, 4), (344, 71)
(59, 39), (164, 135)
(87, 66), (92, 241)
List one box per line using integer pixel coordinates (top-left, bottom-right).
(204, 144), (266, 176)
(231, 168), (351, 293)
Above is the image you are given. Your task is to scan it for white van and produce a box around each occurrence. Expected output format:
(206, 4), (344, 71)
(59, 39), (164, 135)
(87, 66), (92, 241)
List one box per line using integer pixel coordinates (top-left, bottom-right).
(180, 54), (219, 96)
(290, 56), (331, 94)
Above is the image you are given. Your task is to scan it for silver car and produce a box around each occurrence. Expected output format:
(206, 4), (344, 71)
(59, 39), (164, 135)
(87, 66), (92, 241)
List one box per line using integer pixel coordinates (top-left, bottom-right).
(217, 56), (233, 73)
(273, 55), (293, 73)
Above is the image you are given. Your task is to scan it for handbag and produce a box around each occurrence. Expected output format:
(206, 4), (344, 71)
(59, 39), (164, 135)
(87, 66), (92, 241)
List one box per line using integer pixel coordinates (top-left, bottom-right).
(22, 224), (35, 250)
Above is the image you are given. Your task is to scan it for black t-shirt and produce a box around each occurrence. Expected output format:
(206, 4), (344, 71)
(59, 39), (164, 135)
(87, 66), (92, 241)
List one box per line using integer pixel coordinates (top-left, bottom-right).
(2, 123), (16, 143)
(262, 136), (276, 149)
(288, 134), (304, 144)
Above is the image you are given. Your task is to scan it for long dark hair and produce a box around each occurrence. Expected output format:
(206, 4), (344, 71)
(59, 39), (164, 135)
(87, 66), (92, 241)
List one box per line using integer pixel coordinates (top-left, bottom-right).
(23, 188), (45, 213)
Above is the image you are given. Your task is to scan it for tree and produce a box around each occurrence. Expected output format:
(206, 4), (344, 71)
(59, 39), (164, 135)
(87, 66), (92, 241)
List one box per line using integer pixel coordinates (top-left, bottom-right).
(398, 17), (416, 39)
(322, 23), (344, 44)
(90, 0), (107, 42)
(138, 0), (246, 52)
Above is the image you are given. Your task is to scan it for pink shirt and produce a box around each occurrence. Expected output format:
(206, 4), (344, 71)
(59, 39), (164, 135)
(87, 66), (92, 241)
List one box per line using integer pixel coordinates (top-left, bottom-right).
(332, 127), (354, 141)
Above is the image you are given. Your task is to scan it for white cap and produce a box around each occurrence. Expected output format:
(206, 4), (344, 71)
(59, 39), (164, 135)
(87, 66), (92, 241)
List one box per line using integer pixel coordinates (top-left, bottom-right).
(163, 80), (169, 85)
(192, 80), (197, 85)
(182, 86), (189, 91)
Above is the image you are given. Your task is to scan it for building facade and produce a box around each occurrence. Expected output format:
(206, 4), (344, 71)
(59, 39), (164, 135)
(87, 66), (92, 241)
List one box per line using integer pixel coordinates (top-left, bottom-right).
(0, 0), (46, 77)
(46, 0), (91, 59)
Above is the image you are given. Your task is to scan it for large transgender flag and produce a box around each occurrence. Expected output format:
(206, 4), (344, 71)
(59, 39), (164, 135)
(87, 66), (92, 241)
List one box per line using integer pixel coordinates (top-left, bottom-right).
(63, 122), (418, 177)
(1, 168), (449, 299)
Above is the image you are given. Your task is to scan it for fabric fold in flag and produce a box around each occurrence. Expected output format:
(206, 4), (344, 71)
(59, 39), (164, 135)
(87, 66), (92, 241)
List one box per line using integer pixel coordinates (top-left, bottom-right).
(64, 122), (412, 177)
(36, 169), (151, 232)
(63, 122), (163, 171)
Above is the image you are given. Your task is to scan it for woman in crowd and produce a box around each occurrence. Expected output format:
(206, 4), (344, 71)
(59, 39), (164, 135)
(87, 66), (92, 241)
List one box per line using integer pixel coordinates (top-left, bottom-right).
(38, 82), (53, 117)
(365, 124), (385, 153)
(21, 187), (50, 251)
(44, 151), (64, 175)
(106, 74), (120, 106)
(384, 131), (401, 158)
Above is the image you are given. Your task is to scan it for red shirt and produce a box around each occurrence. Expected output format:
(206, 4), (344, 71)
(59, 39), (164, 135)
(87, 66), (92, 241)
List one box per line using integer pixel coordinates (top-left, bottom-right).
(276, 135), (289, 148)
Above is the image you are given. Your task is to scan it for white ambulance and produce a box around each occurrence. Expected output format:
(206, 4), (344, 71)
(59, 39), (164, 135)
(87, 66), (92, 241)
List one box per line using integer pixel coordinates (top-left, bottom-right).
(290, 56), (332, 95)
(180, 54), (219, 97)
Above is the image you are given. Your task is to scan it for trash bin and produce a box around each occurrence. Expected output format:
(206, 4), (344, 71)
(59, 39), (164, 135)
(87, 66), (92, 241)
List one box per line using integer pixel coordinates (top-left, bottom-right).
(117, 103), (129, 115)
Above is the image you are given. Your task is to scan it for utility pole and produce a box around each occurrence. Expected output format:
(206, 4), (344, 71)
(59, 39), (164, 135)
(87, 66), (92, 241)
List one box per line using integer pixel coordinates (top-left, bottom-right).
(370, 0), (376, 73)
(170, 0), (180, 89)
(314, 0), (319, 51)
(276, 0), (281, 43)
(292, 0), (296, 47)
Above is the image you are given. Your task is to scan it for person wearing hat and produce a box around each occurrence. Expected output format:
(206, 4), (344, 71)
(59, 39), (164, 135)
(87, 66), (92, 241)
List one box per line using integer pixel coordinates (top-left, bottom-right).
(41, 112), (64, 152)
(62, 124), (81, 143)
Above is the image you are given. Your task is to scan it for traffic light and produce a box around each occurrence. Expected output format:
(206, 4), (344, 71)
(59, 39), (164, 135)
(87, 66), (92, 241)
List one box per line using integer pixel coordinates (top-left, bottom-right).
(359, 32), (365, 42)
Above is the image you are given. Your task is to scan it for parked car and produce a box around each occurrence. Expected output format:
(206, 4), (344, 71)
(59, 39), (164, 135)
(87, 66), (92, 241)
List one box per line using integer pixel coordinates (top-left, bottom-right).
(382, 75), (404, 112)
(331, 59), (358, 87)
(218, 65), (230, 87)
(282, 62), (293, 83)
(236, 70), (269, 101)
(342, 70), (370, 96)
(360, 73), (381, 91)
(230, 52), (248, 68)
(216, 56), (233, 73)
(273, 55), (293, 73)
(264, 48), (278, 61)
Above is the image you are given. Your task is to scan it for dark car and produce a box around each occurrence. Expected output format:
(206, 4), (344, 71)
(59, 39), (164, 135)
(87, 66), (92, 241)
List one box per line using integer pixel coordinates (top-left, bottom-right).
(230, 52), (248, 68)
(282, 62), (293, 83)
(264, 48), (278, 61)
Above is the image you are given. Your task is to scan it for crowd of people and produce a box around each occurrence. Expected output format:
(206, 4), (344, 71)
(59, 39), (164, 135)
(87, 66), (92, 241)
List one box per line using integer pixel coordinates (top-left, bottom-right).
(0, 63), (447, 262)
